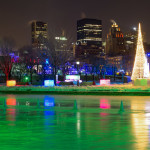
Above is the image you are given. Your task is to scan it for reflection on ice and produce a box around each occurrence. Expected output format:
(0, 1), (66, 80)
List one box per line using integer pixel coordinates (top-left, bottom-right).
(6, 96), (16, 106)
(131, 98), (150, 150)
(44, 96), (55, 107)
(100, 98), (111, 116)
(6, 96), (16, 125)
(76, 112), (81, 138)
(0, 95), (150, 149)
(44, 96), (55, 128)
(100, 99), (111, 109)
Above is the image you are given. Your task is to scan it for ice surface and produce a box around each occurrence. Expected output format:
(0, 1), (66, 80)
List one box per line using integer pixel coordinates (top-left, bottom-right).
(0, 95), (149, 150)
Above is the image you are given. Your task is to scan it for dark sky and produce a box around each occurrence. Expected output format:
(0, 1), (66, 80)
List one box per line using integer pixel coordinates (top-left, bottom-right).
(0, 0), (150, 48)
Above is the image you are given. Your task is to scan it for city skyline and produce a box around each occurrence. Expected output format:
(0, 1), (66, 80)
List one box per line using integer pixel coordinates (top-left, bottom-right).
(0, 0), (150, 48)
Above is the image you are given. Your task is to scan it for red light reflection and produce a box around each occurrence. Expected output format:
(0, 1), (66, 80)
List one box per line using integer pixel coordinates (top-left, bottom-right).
(6, 96), (16, 125)
(6, 98), (16, 106)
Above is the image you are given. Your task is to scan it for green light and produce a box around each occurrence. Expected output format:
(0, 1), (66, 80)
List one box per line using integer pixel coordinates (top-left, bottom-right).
(25, 77), (29, 80)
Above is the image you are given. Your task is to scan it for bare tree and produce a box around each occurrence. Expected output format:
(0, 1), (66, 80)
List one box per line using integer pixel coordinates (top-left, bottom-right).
(44, 37), (73, 83)
(0, 37), (16, 80)
(19, 45), (39, 84)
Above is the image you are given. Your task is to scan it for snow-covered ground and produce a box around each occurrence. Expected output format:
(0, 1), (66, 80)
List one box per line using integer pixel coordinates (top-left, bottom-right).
(0, 83), (150, 92)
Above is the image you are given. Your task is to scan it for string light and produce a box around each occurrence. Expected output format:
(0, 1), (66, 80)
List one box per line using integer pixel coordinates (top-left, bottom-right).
(131, 23), (149, 80)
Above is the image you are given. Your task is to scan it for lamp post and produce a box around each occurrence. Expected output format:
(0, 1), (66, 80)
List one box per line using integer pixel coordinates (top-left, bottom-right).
(76, 61), (80, 86)
(99, 65), (103, 79)
(113, 65), (116, 82)
(76, 61), (80, 74)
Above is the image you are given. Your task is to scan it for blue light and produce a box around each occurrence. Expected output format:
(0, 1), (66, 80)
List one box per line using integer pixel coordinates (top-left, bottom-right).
(44, 96), (55, 107)
(44, 80), (55, 87)
(44, 96), (55, 126)
(45, 59), (49, 64)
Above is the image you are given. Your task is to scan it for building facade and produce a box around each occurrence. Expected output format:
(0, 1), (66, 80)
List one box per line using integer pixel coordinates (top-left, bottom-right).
(124, 28), (138, 56)
(55, 36), (68, 52)
(31, 21), (48, 49)
(106, 21), (126, 56)
(76, 18), (102, 58)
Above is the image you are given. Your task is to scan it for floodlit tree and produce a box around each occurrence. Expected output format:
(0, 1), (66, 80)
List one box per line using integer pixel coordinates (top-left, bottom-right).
(0, 37), (16, 80)
(19, 45), (39, 84)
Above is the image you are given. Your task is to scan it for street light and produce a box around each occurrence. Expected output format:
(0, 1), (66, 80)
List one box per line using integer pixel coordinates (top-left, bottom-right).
(76, 61), (80, 65)
(76, 61), (80, 75)
(133, 27), (137, 31)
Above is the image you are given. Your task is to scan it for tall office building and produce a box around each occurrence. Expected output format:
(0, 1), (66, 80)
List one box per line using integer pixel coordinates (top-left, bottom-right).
(31, 21), (48, 49)
(124, 28), (137, 56)
(55, 36), (68, 52)
(76, 18), (102, 58)
(54, 30), (73, 60)
(106, 21), (125, 56)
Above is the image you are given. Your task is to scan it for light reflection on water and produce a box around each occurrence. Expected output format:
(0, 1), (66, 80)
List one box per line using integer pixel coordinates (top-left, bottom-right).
(6, 96), (16, 126)
(0, 95), (150, 149)
(131, 99), (150, 150)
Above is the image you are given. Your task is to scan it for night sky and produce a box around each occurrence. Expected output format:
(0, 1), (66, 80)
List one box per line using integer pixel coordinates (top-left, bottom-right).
(0, 0), (150, 48)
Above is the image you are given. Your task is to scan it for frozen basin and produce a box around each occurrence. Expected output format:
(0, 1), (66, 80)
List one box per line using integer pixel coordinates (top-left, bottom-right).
(0, 94), (149, 150)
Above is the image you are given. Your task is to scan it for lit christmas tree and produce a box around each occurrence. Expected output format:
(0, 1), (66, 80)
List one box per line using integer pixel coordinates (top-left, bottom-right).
(131, 23), (149, 80)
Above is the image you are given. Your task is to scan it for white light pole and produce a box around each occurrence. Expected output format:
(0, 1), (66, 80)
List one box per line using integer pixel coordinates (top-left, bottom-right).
(76, 61), (80, 65)
(76, 61), (80, 74)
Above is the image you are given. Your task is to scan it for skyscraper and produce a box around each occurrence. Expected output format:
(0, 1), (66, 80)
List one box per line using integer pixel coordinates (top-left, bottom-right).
(76, 18), (102, 58)
(55, 36), (67, 52)
(54, 30), (73, 60)
(106, 20), (125, 56)
(124, 28), (138, 56)
(31, 21), (48, 49)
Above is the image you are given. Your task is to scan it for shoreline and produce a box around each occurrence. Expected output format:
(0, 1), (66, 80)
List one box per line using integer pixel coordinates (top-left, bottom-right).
(0, 91), (150, 96)
(0, 85), (150, 96)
